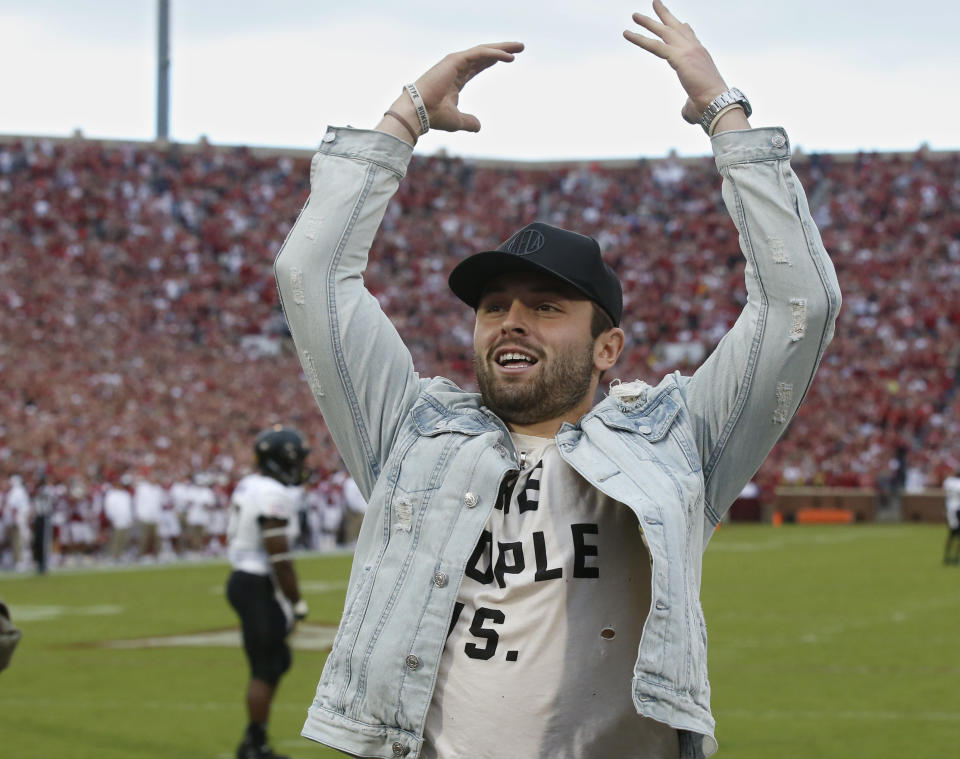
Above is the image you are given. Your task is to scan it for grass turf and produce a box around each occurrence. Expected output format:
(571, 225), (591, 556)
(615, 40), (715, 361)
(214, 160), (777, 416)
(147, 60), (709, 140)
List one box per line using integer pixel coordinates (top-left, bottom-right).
(1, 524), (957, 758)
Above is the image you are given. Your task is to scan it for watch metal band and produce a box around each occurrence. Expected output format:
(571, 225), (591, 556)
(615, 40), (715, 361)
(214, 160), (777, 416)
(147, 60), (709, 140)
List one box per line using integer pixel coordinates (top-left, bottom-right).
(699, 87), (752, 134)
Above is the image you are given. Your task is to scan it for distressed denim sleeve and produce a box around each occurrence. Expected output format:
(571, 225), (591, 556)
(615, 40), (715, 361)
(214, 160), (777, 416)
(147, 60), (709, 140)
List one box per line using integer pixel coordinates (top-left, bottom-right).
(274, 127), (422, 498)
(681, 127), (842, 536)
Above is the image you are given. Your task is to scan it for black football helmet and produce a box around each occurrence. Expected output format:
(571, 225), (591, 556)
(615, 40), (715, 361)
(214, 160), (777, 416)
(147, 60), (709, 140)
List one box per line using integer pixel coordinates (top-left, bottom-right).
(254, 426), (310, 486)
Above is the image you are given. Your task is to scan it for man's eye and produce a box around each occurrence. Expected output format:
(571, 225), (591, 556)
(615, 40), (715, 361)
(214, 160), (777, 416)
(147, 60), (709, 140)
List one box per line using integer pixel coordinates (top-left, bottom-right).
(537, 303), (559, 311)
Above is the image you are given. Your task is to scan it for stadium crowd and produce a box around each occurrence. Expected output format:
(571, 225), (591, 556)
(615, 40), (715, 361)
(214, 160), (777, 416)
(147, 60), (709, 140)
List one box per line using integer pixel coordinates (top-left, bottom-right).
(2, 133), (959, 567)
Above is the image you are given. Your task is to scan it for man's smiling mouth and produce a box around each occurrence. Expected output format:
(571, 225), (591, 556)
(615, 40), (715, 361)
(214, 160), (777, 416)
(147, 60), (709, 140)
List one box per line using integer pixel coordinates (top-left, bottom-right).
(496, 350), (538, 368)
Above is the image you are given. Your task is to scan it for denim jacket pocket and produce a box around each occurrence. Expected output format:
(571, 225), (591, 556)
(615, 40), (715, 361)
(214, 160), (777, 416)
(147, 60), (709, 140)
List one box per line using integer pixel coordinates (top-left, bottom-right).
(597, 387), (681, 440)
(411, 393), (495, 437)
(388, 413), (491, 498)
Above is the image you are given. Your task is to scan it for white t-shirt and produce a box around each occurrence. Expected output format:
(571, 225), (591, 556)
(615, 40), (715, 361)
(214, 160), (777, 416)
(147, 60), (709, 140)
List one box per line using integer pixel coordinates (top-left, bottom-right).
(186, 484), (216, 527)
(424, 433), (678, 759)
(342, 476), (367, 514)
(158, 498), (182, 538)
(227, 473), (299, 575)
(7, 482), (31, 527)
(944, 476), (960, 529)
(170, 481), (192, 516)
(133, 481), (165, 524)
(104, 487), (134, 530)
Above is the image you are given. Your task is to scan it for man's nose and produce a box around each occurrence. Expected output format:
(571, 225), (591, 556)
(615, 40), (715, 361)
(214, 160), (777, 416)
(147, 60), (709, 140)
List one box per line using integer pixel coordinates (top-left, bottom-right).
(501, 300), (529, 334)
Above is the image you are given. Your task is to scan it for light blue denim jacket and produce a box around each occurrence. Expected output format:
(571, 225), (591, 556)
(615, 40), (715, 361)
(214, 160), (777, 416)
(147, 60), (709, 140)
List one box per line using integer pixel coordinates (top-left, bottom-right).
(275, 126), (841, 759)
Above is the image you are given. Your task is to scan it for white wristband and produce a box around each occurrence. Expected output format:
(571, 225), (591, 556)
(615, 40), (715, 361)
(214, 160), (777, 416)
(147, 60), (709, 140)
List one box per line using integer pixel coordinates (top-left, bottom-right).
(707, 103), (745, 137)
(404, 83), (430, 135)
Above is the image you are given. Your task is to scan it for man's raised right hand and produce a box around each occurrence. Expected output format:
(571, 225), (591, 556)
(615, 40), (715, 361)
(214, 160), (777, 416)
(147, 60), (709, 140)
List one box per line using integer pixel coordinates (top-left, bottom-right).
(378, 42), (524, 144)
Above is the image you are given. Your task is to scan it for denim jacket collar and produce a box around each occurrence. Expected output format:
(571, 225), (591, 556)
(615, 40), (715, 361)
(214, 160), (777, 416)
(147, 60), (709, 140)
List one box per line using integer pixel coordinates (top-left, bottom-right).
(585, 384), (682, 442)
(410, 380), (682, 445)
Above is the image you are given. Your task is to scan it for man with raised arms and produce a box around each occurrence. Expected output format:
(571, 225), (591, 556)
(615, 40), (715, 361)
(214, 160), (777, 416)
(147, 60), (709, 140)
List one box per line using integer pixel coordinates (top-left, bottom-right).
(275, 3), (841, 756)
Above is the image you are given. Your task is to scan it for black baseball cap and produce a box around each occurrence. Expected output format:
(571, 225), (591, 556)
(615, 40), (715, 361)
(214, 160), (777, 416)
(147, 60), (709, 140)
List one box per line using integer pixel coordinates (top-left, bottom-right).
(448, 222), (623, 326)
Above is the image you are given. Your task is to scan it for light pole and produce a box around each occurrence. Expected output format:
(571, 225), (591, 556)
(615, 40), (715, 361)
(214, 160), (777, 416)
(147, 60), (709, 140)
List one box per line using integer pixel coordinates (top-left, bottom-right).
(157, 0), (170, 141)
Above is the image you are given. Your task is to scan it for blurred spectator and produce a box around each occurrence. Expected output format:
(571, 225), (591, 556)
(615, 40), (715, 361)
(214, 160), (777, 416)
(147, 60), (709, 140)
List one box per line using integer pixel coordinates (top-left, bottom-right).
(133, 475), (164, 559)
(31, 477), (53, 573)
(341, 475), (367, 546)
(5, 476), (32, 570)
(184, 478), (213, 554)
(104, 481), (134, 561)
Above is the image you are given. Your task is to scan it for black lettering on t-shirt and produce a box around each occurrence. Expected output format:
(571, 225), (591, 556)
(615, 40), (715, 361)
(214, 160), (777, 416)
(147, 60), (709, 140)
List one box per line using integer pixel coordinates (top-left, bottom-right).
(447, 601), (465, 640)
(495, 475), (517, 514)
(494, 540), (525, 588)
(517, 461), (542, 513)
(465, 530), (494, 584)
(572, 523), (599, 578)
(533, 531), (562, 581)
(464, 606), (505, 660)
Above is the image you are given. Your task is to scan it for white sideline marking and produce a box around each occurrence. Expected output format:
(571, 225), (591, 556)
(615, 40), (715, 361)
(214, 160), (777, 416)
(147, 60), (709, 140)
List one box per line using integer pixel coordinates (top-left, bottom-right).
(300, 579), (349, 593)
(709, 541), (785, 552)
(0, 548), (352, 579)
(208, 579), (348, 595)
(720, 708), (960, 723)
(719, 595), (957, 651)
(709, 529), (901, 552)
(101, 623), (338, 651)
(10, 604), (123, 622)
(0, 696), (308, 712)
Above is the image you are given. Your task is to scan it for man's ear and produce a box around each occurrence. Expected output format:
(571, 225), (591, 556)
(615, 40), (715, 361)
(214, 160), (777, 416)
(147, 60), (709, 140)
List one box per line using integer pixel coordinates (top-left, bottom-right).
(594, 328), (625, 372)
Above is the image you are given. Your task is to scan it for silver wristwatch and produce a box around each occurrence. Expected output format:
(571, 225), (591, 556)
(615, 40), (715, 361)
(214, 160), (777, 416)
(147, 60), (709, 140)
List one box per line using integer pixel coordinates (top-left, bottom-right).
(699, 88), (752, 134)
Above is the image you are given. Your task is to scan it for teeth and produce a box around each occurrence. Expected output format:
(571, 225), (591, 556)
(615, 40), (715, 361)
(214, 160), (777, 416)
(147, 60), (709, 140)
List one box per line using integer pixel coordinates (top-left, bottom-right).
(497, 352), (534, 365)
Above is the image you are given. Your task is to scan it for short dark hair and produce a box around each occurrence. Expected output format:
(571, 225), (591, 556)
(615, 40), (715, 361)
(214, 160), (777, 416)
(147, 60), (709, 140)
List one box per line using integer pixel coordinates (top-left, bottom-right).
(590, 302), (615, 339)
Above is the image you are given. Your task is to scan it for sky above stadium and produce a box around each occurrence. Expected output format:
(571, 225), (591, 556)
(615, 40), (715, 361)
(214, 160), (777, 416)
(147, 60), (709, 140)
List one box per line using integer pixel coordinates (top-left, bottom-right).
(1, 0), (956, 159)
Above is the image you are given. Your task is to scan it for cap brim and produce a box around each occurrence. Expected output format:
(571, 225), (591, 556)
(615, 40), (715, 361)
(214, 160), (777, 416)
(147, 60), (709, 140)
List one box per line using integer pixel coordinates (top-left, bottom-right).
(448, 250), (594, 311)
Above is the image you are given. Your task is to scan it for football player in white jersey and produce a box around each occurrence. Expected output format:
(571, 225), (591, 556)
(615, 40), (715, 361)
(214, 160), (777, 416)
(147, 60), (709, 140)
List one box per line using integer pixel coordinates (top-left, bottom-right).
(226, 427), (310, 759)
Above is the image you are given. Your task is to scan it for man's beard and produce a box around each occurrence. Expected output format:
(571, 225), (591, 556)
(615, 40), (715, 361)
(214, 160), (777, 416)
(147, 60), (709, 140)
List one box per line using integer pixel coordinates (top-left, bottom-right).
(474, 339), (596, 426)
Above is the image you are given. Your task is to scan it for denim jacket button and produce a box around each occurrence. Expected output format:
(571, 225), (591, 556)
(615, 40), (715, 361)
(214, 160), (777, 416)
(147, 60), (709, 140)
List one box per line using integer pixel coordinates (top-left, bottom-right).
(433, 572), (448, 588)
(771, 133), (786, 148)
(463, 492), (479, 508)
(405, 654), (420, 670)
(495, 444), (508, 457)
(322, 131), (336, 143)
(638, 425), (653, 435)
(392, 741), (406, 756)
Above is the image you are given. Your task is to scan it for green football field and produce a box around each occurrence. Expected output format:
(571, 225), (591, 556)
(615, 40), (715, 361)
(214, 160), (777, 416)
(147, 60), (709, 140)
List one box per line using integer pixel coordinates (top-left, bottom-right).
(2, 524), (958, 758)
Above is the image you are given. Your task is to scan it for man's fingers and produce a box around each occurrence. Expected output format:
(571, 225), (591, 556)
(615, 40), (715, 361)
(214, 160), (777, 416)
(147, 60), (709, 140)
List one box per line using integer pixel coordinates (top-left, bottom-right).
(410, 41), (523, 134)
(622, 29), (669, 60)
(459, 112), (482, 133)
(633, 3), (695, 43)
(455, 43), (524, 90)
(652, 0), (682, 28)
(681, 97), (700, 124)
(631, 11), (672, 42)
(475, 41), (525, 56)
(462, 43), (525, 68)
